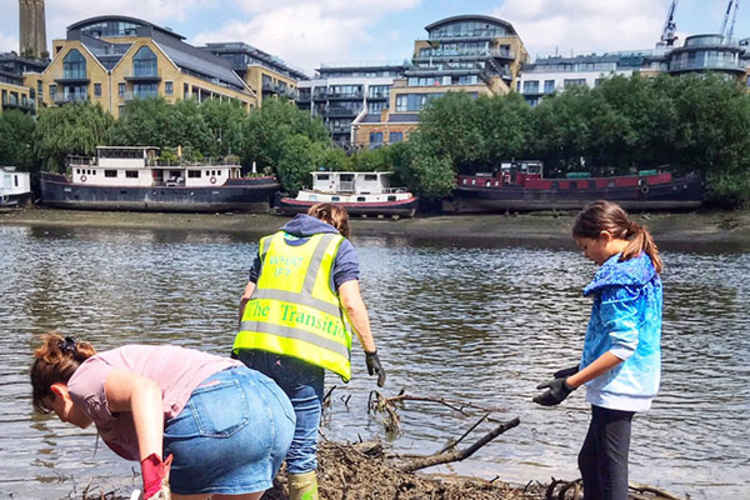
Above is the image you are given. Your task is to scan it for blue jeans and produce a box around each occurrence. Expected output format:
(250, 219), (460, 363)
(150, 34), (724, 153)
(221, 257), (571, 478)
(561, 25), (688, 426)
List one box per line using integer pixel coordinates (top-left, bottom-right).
(163, 366), (295, 495)
(239, 350), (324, 474)
(578, 405), (634, 500)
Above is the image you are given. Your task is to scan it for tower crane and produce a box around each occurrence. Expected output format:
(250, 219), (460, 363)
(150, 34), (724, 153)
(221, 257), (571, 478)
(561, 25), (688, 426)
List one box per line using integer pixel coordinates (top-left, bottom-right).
(720, 1), (734, 37)
(660, 0), (679, 46)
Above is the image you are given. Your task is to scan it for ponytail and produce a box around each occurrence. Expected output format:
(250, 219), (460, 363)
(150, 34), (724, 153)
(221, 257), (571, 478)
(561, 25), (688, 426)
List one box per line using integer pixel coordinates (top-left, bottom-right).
(573, 200), (662, 273)
(30, 332), (96, 413)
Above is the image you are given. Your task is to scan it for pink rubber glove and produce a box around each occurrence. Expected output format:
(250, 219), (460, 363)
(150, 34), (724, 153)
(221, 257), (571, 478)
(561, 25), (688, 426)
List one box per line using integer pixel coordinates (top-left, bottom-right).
(141, 453), (173, 500)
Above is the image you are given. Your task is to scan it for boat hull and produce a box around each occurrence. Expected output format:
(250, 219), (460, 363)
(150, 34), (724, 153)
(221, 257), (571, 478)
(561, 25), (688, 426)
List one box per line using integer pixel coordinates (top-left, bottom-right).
(40, 173), (280, 213)
(278, 196), (419, 218)
(443, 173), (704, 213)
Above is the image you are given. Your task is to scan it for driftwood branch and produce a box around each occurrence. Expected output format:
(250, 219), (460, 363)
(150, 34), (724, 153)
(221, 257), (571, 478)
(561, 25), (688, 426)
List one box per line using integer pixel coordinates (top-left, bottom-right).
(399, 417), (520, 473)
(437, 413), (489, 454)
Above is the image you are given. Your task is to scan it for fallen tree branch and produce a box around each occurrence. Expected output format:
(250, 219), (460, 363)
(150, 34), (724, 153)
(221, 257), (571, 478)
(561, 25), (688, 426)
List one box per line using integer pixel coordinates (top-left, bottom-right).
(398, 417), (520, 473)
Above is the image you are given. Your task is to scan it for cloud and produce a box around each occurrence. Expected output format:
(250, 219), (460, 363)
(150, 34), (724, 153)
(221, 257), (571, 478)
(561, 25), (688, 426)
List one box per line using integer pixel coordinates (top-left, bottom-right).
(193, 0), (421, 75)
(0, 32), (18, 53)
(495, 0), (668, 59)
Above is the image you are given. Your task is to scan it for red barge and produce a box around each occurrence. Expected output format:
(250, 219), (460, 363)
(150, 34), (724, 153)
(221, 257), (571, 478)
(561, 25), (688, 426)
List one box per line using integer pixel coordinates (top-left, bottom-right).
(442, 161), (704, 213)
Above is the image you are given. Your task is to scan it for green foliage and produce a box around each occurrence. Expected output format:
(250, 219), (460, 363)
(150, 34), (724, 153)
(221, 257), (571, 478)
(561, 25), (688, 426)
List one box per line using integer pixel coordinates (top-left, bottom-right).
(275, 134), (325, 195)
(391, 136), (455, 199)
(350, 147), (392, 171)
(241, 99), (330, 173)
(0, 110), (36, 171)
(34, 102), (114, 172)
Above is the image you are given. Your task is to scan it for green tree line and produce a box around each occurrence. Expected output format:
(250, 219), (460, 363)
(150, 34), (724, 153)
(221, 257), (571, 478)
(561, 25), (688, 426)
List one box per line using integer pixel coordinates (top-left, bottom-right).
(1, 73), (748, 206)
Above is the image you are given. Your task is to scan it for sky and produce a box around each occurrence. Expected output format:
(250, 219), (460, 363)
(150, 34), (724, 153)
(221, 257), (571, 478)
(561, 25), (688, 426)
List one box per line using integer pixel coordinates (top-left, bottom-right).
(0, 0), (747, 75)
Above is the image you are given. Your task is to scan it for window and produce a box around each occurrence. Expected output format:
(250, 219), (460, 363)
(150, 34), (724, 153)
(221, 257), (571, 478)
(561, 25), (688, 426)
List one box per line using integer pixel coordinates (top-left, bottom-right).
(364, 174), (377, 181)
(134, 83), (158, 99)
(125, 171), (138, 178)
(63, 49), (86, 79)
(523, 80), (539, 94)
(49, 84), (56, 99)
(133, 46), (158, 77)
(318, 174), (329, 181)
(188, 170), (201, 178)
(564, 78), (587, 88)
(118, 82), (125, 96)
(94, 83), (102, 97)
(389, 132), (403, 143)
(357, 197), (366, 202)
(184, 83), (189, 98)
(369, 132), (383, 144)
(165, 81), (173, 95)
(105, 170), (117, 177)
(544, 80), (555, 94)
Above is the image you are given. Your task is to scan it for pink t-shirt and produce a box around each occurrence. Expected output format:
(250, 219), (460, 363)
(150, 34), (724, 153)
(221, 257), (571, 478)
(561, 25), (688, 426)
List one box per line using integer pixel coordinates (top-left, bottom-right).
(67, 345), (242, 460)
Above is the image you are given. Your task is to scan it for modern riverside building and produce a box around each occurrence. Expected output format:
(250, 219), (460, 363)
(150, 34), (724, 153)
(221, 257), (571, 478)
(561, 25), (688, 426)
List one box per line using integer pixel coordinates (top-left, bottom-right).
(353, 15), (528, 149)
(296, 64), (406, 148)
(0, 52), (47, 114)
(519, 34), (749, 106)
(518, 52), (648, 106)
(30, 15), (256, 118)
(202, 42), (308, 107)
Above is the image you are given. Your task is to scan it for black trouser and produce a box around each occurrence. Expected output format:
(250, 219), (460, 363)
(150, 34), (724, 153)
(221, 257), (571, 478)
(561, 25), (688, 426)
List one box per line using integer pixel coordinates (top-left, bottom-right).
(578, 405), (635, 500)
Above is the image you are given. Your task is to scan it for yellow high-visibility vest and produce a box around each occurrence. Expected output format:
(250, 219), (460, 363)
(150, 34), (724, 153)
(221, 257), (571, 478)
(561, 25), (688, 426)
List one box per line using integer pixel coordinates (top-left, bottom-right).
(233, 231), (353, 381)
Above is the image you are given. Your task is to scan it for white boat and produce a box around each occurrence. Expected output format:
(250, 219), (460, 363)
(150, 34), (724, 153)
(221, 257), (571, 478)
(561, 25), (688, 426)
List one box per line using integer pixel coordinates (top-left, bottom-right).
(0, 166), (31, 208)
(278, 171), (418, 218)
(40, 146), (281, 212)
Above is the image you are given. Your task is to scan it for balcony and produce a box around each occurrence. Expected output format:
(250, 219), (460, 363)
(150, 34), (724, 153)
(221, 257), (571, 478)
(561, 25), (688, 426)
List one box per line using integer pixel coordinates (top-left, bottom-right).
(54, 93), (89, 104)
(297, 93), (312, 102)
(2, 97), (35, 112)
(122, 91), (158, 101)
(327, 92), (363, 100)
(124, 73), (161, 83)
(55, 75), (90, 85)
(327, 107), (359, 117)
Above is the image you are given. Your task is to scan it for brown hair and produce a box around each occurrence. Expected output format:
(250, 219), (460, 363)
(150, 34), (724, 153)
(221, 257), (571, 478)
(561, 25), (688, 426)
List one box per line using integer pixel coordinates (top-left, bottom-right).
(30, 332), (96, 413)
(307, 203), (351, 238)
(572, 200), (663, 273)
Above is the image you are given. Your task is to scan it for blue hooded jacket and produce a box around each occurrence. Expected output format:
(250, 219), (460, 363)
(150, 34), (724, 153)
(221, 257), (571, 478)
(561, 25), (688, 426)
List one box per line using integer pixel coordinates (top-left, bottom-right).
(580, 252), (663, 412)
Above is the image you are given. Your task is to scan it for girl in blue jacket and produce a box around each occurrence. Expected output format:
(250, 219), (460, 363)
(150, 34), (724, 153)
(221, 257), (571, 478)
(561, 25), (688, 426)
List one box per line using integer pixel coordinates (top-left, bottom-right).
(533, 200), (663, 500)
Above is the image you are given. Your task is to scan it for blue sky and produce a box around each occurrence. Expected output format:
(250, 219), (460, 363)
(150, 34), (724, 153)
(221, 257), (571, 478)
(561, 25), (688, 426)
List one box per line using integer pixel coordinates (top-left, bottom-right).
(1, 1), (747, 75)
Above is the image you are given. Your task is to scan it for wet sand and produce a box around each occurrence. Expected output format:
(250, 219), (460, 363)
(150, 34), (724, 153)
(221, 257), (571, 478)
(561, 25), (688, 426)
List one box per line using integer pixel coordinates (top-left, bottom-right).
(2, 206), (749, 250)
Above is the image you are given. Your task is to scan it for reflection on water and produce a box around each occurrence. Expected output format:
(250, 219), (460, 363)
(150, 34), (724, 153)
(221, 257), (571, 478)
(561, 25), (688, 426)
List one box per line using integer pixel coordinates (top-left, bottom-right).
(1, 224), (748, 499)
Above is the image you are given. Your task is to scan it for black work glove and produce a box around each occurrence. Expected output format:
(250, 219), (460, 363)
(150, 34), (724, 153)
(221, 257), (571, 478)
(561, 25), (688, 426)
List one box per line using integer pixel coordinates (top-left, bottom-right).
(553, 365), (579, 379)
(365, 350), (386, 387)
(532, 377), (576, 406)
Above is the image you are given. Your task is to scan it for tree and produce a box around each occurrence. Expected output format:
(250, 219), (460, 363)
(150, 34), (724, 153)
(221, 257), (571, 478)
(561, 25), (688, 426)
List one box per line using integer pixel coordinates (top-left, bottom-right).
(392, 135), (455, 200)
(275, 134), (327, 195)
(34, 103), (114, 172)
(0, 110), (36, 171)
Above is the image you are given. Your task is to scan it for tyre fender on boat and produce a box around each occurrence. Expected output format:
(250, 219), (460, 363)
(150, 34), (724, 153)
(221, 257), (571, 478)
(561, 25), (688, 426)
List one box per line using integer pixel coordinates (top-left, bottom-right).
(640, 185), (649, 195)
(80, 175), (87, 183)
(210, 176), (217, 184)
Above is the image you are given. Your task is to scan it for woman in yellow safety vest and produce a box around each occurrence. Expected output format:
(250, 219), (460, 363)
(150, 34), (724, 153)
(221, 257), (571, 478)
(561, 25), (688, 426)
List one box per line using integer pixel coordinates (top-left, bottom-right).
(233, 203), (385, 500)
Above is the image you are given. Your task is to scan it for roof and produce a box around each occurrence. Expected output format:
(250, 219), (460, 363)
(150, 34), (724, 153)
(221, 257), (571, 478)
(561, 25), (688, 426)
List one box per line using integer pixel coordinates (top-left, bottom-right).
(68, 15), (185, 40)
(155, 35), (247, 90)
(424, 15), (517, 36)
(361, 114), (383, 123)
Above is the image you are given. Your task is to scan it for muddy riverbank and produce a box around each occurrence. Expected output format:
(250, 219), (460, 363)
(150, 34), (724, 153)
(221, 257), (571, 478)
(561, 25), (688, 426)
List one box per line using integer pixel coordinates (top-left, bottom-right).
(2, 206), (750, 250)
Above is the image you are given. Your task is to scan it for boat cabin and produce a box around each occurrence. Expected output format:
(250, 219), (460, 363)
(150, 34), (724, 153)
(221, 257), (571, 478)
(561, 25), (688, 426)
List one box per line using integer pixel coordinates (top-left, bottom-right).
(311, 171), (396, 194)
(1, 166), (31, 204)
(68, 146), (243, 188)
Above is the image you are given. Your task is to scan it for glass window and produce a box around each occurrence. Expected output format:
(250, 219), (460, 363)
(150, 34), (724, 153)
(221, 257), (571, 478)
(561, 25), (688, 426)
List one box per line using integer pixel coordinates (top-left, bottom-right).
(118, 82), (125, 96)
(370, 132), (383, 144)
(389, 132), (403, 143)
(165, 81), (173, 95)
(126, 170), (138, 178)
(133, 46), (158, 77)
(544, 80), (555, 94)
(94, 83), (102, 97)
(49, 84), (56, 99)
(63, 49), (86, 80)
(105, 170), (117, 177)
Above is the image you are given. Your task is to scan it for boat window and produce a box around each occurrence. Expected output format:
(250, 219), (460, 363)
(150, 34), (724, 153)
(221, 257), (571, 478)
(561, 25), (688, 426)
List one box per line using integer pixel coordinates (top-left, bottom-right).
(126, 171), (138, 178)
(388, 195), (397, 201)
(357, 197), (366, 202)
(318, 174), (330, 181)
(340, 175), (354, 182)
(364, 174), (377, 181)
(332, 196), (340, 201)
(188, 170), (201, 178)
(105, 170), (117, 178)
(76, 169), (80, 174)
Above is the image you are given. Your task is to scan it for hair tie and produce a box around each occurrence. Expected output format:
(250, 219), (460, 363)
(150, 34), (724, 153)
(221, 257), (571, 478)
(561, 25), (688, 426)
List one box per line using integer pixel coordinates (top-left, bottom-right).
(58, 336), (77, 356)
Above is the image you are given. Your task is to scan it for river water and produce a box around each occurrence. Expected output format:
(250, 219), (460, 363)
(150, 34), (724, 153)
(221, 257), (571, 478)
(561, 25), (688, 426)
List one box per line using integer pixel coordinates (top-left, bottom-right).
(1, 222), (748, 499)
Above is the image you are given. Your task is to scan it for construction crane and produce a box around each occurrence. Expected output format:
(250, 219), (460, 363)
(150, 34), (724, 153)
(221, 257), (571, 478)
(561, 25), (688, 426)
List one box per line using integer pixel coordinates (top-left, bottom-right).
(660, 0), (679, 46)
(728, 0), (740, 41)
(720, 1), (734, 36)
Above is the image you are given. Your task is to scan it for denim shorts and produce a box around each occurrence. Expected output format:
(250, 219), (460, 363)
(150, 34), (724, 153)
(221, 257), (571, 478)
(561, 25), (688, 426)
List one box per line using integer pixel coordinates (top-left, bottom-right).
(163, 366), (295, 495)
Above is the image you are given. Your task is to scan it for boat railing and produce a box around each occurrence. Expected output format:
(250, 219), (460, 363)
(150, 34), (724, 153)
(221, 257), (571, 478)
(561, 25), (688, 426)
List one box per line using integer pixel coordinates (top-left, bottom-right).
(382, 187), (409, 193)
(145, 158), (241, 167)
(67, 155), (95, 166)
